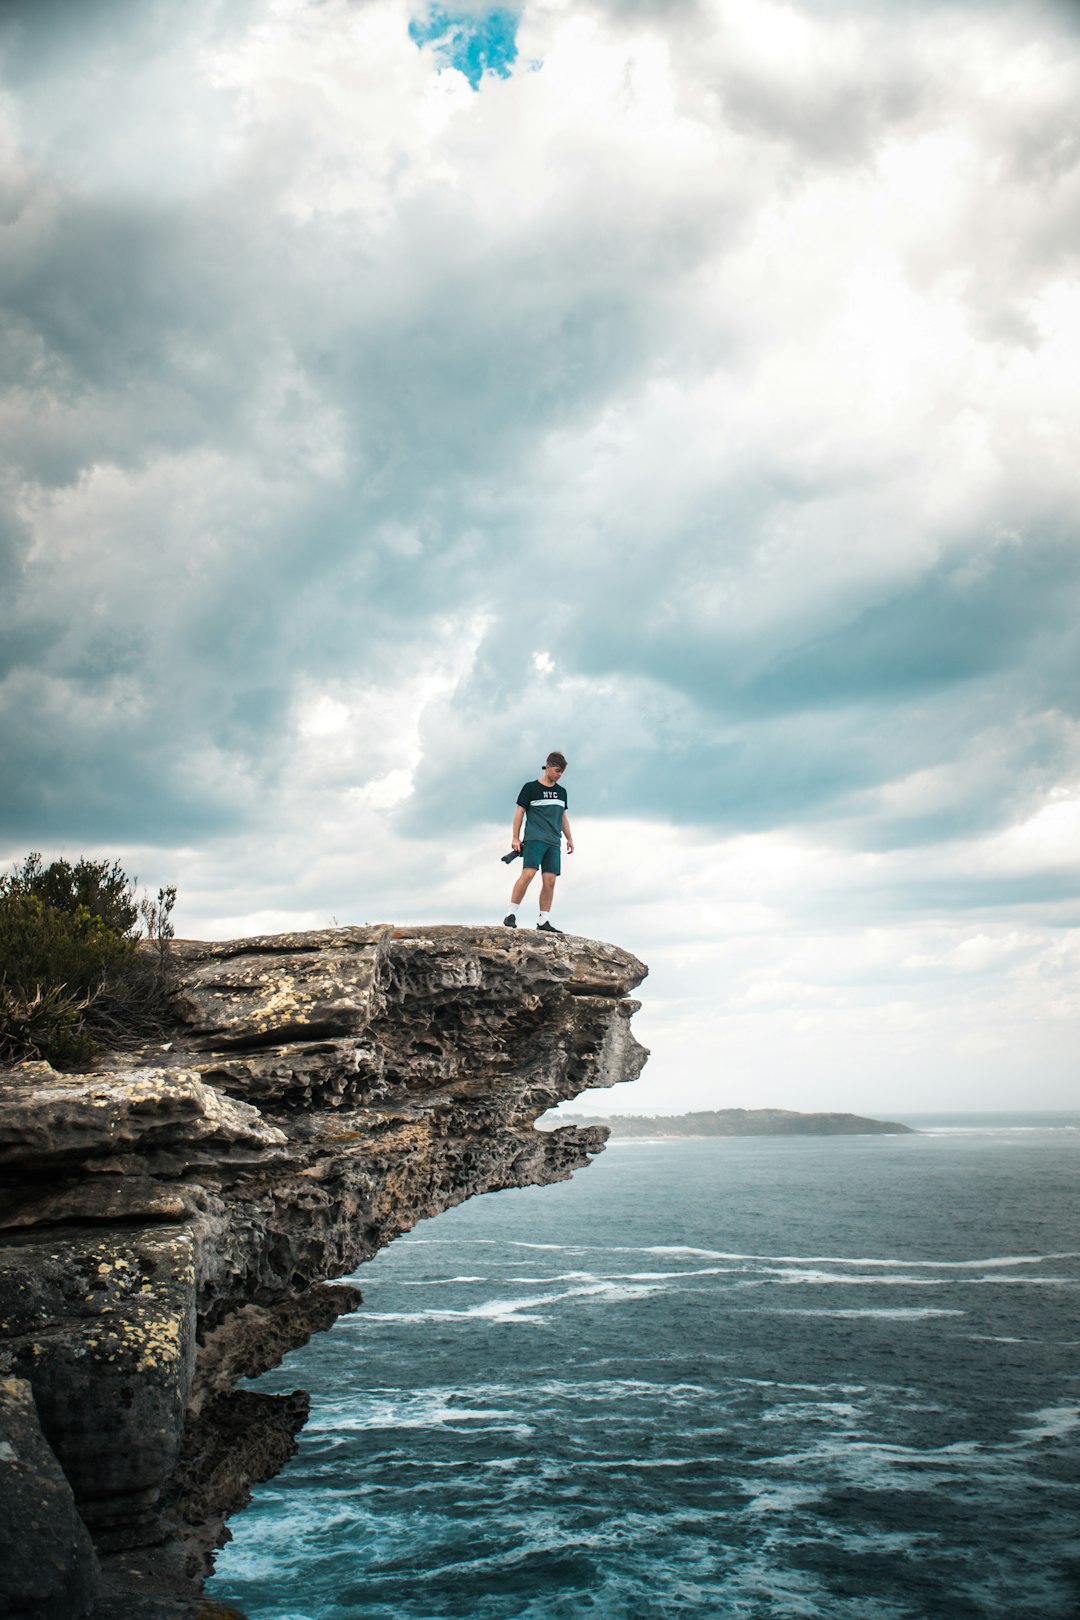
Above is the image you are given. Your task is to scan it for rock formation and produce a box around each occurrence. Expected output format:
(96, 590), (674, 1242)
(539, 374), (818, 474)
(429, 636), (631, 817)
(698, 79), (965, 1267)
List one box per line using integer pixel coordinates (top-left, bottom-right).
(0, 925), (648, 1619)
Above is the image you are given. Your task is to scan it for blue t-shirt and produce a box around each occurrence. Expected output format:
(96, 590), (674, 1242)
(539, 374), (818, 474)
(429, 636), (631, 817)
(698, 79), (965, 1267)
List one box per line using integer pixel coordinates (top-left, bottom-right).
(516, 779), (568, 847)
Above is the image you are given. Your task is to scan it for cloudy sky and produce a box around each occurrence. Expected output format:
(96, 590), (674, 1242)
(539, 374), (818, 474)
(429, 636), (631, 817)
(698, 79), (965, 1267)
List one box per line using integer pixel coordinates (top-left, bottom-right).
(2, 0), (1079, 1115)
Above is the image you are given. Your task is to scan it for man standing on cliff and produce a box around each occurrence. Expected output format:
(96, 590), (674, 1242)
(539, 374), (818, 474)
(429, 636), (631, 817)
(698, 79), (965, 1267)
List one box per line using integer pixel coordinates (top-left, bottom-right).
(503, 752), (574, 933)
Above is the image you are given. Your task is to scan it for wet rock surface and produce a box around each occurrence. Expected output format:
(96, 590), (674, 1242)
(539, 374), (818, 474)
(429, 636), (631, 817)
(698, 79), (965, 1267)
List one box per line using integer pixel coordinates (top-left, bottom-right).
(0, 924), (647, 1618)
(0, 1375), (99, 1620)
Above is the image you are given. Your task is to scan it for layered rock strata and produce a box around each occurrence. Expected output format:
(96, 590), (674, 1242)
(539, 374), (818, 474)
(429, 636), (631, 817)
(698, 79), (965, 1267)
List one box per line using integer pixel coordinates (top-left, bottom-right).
(0, 925), (647, 1619)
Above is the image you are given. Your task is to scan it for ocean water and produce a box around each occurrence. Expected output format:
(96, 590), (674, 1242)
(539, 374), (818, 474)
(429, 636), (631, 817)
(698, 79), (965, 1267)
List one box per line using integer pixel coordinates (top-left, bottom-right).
(206, 1116), (1080, 1619)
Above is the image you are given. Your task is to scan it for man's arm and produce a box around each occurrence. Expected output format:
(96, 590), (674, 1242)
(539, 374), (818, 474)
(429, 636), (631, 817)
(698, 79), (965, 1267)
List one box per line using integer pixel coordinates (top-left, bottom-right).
(512, 805), (525, 850)
(562, 812), (574, 854)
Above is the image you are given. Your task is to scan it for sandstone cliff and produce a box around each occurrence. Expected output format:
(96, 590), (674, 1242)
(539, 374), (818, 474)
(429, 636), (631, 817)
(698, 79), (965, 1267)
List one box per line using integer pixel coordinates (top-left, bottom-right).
(0, 924), (648, 1620)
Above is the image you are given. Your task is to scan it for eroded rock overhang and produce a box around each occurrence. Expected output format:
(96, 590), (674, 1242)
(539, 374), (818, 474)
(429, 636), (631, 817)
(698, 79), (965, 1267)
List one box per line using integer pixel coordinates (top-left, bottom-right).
(0, 924), (647, 1618)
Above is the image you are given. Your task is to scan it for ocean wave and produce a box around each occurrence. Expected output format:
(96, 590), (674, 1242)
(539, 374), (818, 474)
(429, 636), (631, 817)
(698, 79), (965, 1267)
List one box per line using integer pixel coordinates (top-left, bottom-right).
(757, 1268), (949, 1286)
(360, 1278), (672, 1326)
(746, 1268), (1079, 1287)
(398, 1275), (488, 1286)
(749, 1436), (983, 1472)
(392, 1238), (1080, 1270)
(1013, 1405), (1080, 1442)
(760, 1401), (862, 1421)
(740, 1482), (827, 1513)
(760, 1307), (965, 1320)
(502, 1270), (602, 1284)
(307, 1394), (534, 1435)
(507, 1241), (578, 1250)
(501, 1266), (739, 1285)
(969, 1276), (1080, 1286)
(531, 1378), (713, 1400)
(966, 1334), (1037, 1344)
(396, 1237), (501, 1245)
(640, 1246), (1077, 1269)
(584, 1456), (728, 1470)
(733, 1377), (870, 1394)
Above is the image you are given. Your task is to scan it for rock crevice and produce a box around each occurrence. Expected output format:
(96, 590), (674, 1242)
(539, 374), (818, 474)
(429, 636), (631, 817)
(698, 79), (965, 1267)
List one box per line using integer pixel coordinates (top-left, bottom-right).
(0, 924), (647, 1619)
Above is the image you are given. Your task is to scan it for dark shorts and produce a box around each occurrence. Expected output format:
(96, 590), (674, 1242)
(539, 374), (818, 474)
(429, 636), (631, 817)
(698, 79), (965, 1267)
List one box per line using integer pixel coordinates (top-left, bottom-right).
(521, 840), (561, 875)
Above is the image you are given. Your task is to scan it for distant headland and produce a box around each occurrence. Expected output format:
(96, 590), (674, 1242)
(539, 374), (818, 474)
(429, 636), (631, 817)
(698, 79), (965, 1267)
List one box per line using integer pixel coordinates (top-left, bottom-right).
(557, 1108), (914, 1137)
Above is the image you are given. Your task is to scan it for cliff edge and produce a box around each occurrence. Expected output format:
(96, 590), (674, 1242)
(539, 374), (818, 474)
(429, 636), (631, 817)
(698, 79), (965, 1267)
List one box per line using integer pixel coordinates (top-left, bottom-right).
(0, 924), (648, 1620)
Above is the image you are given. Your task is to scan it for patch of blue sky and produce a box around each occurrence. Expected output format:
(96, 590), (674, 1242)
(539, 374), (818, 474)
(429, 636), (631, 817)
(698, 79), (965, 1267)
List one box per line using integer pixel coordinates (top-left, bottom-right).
(408, 6), (520, 90)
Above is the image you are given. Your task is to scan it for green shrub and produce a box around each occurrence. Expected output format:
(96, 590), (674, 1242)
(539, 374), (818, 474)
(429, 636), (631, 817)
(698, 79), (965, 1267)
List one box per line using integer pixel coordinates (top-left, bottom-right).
(1, 852), (140, 936)
(0, 889), (137, 995)
(0, 981), (97, 1067)
(0, 853), (178, 1068)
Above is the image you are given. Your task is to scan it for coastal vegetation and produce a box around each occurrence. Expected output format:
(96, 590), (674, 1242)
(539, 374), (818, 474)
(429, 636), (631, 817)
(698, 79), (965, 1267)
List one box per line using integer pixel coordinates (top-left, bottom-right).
(0, 852), (177, 1067)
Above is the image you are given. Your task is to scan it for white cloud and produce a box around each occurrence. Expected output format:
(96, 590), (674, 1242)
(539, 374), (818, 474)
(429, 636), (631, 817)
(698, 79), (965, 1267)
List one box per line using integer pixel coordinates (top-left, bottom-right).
(3, 0), (1080, 1110)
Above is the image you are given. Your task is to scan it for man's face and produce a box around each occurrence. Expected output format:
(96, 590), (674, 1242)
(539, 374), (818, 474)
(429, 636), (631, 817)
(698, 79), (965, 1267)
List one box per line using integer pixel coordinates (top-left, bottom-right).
(541, 763), (565, 785)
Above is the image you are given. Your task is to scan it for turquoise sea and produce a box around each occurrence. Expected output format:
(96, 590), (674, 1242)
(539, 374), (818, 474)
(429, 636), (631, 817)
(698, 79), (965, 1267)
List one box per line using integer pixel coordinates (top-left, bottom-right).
(206, 1115), (1080, 1618)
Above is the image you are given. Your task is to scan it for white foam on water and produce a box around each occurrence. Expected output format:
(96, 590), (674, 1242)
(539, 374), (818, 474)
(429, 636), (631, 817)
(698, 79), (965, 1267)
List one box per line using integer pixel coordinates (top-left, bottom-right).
(396, 1237), (501, 1245)
(326, 1375), (637, 1407)
(759, 1268), (949, 1286)
(308, 1393), (534, 1434)
(388, 1238), (1079, 1269)
(468, 1294), (568, 1319)
(504, 1270), (602, 1284)
(761, 1401), (862, 1422)
(642, 1245), (735, 1258)
(740, 1481), (826, 1514)
(751, 1435), (980, 1475)
(360, 1306), (549, 1325)
(360, 1277), (671, 1326)
(752, 1267), (1077, 1288)
(705, 1554), (895, 1620)
(1013, 1405), (1080, 1442)
(642, 1246), (1076, 1268)
(586, 1456), (719, 1470)
(734, 1376), (871, 1394)
(220, 1495), (362, 1571)
(399, 1275), (487, 1286)
(762, 1306), (965, 1320)
(613, 1265), (740, 1281)
(507, 1241), (577, 1250)
(968, 1275), (1080, 1286)
(532, 1377), (712, 1401)
(504, 1265), (739, 1285)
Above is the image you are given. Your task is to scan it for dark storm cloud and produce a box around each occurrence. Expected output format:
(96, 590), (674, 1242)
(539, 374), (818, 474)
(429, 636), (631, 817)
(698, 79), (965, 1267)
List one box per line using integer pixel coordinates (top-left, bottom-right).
(0, 0), (260, 83)
(2, 202), (258, 479)
(742, 536), (1080, 717)
(0, 0), (745, 839)
(401, 506), (1080, 853)
(1, 0), (1078, 876)
(872, 865), (1080, 914)
(0, 0), (149, 78)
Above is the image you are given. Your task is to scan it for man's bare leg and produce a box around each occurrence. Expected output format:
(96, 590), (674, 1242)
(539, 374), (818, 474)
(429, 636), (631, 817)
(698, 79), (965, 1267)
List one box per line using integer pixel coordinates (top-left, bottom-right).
(511, 867), (538, 906)
(539, 873), (557, 913)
